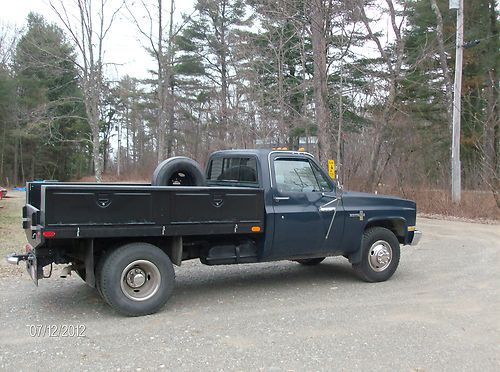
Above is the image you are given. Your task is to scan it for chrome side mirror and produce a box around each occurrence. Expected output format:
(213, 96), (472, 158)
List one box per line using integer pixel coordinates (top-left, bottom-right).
(336, 175), (344, 197)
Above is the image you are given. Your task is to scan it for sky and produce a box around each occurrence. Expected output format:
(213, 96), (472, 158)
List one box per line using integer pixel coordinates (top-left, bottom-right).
(0, 0), (195, 81)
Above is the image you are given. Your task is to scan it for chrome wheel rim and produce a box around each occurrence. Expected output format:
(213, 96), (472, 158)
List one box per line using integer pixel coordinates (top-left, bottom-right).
(368, 240), (392, 272)
(120, 260), (161, 301)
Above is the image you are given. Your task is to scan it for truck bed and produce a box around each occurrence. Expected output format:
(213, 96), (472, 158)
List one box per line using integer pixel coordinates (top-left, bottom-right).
(25, 182), (265, 241)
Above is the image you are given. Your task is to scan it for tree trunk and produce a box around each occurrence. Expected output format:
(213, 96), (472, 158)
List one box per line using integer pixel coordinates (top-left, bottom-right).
(485, 0), (499, 208)
(91, 120), (102, 182)
(166, 0), (175, 158)
(219, 0), (229, 145)
(157, 0), (166, 163)
(0, 118), (5, 183)
(309, 0), (332, 165)
(430, 0), (453, 128)
(13, 134), (18, 186)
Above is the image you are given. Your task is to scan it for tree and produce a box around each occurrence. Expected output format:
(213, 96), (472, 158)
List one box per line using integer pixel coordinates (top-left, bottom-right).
(13, 13), (89, 182)
(179, 0), (249, 147)
(126, 0), (185, 163)
(403, 0), (499, 201)
(353, 0), (408, 189)
(308, 0), (333, 164)
(245, 0), (312, 150)
(50, 0), (123, 182)
(0, 22), (17, 184)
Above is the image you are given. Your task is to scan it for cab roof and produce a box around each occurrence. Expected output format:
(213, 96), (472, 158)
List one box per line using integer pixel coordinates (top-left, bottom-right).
(210, 149), (314, 158)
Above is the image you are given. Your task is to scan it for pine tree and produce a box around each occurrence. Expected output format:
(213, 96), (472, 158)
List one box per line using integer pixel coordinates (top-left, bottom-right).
(14, 13), (89, 182)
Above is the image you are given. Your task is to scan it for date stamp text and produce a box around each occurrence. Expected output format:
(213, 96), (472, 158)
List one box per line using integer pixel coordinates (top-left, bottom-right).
(27, 324), (86, 338)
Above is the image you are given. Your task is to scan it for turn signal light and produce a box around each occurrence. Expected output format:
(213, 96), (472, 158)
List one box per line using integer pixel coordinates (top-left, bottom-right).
(251, 226), (261, 232)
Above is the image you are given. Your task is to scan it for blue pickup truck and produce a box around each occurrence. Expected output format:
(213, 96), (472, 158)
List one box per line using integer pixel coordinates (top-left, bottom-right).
(7, 149), (421, 316)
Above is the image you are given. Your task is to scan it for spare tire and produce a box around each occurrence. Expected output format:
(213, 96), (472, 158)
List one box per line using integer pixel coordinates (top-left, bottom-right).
(151, 156), (205, 186)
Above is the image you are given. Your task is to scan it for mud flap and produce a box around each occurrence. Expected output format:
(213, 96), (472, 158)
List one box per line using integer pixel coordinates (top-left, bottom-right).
(26, 253), (39, 286)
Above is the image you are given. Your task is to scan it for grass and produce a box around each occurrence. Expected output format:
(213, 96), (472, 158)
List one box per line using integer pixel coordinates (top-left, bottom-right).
(375, 187), (500, 221)
(0, 191), (26, 259)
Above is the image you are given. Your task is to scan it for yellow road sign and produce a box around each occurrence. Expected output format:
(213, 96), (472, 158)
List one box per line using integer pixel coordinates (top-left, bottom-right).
(328, 159), (335, 179)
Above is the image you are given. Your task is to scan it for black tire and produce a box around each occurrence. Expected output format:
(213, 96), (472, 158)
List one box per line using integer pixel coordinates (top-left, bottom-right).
(294, 257), (326, 266)
(98, 242), (175, 316)
(152, 156), (205, 186)
(352, 227), (400, 282)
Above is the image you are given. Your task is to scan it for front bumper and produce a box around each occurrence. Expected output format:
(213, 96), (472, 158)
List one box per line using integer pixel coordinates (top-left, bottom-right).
(410, 230), (422, 246)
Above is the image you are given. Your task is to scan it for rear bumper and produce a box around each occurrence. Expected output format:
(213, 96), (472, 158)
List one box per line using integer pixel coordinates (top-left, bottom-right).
(410, 230), (422, 246)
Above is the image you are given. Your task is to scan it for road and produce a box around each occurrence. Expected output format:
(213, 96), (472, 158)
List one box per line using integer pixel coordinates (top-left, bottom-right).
(0, 218), (499, 371)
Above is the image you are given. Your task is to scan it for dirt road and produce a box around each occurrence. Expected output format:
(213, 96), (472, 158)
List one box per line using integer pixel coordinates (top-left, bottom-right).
(0, 217), (499, 371)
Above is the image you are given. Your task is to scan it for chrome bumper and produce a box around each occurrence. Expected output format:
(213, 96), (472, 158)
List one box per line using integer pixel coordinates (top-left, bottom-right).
(410, 230), (422, 246)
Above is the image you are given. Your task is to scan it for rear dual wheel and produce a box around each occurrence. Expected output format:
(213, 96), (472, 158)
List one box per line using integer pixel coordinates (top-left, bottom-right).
(97, 243), (175, 316)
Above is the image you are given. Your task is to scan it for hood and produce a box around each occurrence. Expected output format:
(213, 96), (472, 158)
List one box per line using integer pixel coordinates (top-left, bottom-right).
(342, 190), (416, 209)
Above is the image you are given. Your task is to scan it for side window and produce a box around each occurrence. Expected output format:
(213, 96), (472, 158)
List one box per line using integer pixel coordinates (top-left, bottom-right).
(274, 159), (320, 193)
(311, 163), (334, 192)
(207, 157), (258, 184)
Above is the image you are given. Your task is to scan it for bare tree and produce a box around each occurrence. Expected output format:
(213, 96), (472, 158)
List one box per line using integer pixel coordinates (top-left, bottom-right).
(354, 0), (407, 189)
(126, 0), (194, 162)
(482, 0), (499, 208)
(50, 0), (123, 182)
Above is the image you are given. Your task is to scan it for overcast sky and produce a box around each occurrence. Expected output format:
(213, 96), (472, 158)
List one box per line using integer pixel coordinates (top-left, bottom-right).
(0, 0), (195, 81)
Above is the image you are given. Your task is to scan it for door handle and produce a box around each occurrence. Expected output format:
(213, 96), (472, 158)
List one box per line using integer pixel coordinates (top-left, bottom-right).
(319, 198), (337, 212)
(319, 205), (336, 212)
(274, 196), (290, 201)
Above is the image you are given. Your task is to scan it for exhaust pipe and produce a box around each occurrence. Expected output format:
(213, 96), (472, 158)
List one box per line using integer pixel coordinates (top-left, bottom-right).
(60, 265), (73, 278)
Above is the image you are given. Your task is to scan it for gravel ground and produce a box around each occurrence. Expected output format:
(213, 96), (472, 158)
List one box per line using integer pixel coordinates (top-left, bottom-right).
(0, 217), (499, 371)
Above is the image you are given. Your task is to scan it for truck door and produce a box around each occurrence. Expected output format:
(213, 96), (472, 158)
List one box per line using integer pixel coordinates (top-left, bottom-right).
(270, 155), (344, 258)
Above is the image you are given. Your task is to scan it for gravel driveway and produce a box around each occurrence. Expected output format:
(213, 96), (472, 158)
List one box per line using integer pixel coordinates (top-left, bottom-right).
(1, 217), (499, 371)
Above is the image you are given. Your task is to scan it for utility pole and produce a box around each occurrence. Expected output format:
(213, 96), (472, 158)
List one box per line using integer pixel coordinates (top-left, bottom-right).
(451, 0), (464, 203)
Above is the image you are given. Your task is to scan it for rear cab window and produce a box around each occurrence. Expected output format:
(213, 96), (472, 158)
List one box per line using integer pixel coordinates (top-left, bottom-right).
(206, 156), (259, 187)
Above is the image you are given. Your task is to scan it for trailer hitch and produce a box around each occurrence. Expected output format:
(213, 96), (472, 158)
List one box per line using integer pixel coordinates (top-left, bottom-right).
(6, 253), (31, 265)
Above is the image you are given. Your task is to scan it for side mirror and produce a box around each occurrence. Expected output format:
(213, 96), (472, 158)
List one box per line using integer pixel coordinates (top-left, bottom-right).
(335, 177), (344, 198)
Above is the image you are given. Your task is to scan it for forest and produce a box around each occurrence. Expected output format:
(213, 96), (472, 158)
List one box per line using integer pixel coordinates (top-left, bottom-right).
(0, 0), (498, 214)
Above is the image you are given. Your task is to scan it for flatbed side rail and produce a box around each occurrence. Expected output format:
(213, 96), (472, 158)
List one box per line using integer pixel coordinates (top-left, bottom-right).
(38, 184), (265, 239)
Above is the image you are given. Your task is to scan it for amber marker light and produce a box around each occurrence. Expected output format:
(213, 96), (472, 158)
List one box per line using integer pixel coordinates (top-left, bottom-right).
(251, 226), (261, 232)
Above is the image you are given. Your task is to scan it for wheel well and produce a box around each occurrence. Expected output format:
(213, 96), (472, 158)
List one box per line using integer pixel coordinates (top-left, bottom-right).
(365, 219), (406, 244)
(92, 237), (184, 267)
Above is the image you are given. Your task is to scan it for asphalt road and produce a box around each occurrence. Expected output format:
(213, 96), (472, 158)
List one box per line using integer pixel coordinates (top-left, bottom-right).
(0, 217), (499, 371)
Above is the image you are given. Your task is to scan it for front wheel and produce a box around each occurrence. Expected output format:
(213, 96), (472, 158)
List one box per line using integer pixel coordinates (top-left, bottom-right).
(352, 227), (400, 282)
(98, 243), (175, 316)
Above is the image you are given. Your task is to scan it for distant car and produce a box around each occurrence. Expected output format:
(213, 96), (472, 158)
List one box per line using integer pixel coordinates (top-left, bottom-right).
(0, 186), (7, 199)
